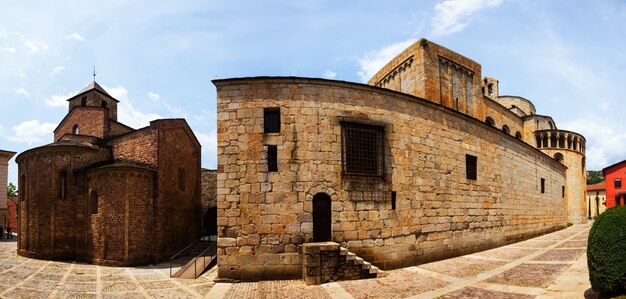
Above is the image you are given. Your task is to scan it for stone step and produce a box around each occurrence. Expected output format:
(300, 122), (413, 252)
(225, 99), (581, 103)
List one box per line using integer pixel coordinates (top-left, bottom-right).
(361, 261), (371, 270)
(354, 257), (364, 265)
(339, 247), (348, 256)
(369, 266), (379, 274)
(346, 252), (356, 260)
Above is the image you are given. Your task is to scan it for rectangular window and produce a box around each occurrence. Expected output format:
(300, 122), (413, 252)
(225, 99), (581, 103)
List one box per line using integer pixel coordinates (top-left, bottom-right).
(466, 154), (477, 180)
(267, 145), (278, 172)
(616, 196), (621, 206)
(264, 108), (280, 133)
(615, 178), (622, 188)
(541, 178), (546, 194)
(391, 191), (396, 210)
(562, 186), (565, 198)
(341, 122), (385, 176)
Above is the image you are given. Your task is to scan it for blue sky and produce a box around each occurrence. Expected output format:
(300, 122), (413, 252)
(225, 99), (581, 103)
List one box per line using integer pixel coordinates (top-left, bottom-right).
(1, 0), (625, 185)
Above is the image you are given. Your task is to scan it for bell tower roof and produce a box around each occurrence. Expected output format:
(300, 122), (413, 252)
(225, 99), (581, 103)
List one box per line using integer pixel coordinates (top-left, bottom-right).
(69, 81), (119, 103)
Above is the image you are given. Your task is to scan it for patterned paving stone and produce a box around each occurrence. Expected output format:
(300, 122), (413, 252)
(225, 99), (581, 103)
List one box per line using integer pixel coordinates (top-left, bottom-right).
(440, 286), (534, 299)
(146, 287), (197, 298)
(139, 280), (179, 290)
(6, 287), (53, 299)
(58, 282), (97, 292)
(225, 280), (331, 299)
(511, 239), (559, 248)
(101, 292), (145, 299)
(21, 278), (60, 289)
(556, 240), (587, 248)
(485, 263), (571, 288)
(419, 256), (508, 278)
(190, 283), (214, 296)
(101, 274), (132, 282)
(471, 247), (537, 260)
(65, 274), (98, 282)
(340, 269), (449, 299)
(101, 281), (140, 293)
(531, 249), (586, 262)
(54, 291), (98, 299)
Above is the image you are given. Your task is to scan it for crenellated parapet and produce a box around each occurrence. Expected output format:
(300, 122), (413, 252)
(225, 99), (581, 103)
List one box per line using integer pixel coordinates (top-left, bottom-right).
(534, 129), (585, 155)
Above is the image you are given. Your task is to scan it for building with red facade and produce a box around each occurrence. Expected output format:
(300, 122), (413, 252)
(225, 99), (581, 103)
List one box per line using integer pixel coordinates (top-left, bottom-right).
(602, 160), (626, 208)
(16, 82), (202, 265)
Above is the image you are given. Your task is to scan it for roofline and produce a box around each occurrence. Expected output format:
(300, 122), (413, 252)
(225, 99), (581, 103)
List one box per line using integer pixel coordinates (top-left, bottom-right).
(16, 142), (102, 163)
(212, 76), (567, 171)
(603, 160), (626, 174)
(66, 88), (120, 103)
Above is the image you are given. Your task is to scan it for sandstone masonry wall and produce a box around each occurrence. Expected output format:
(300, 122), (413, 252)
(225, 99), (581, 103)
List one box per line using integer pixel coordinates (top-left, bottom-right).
(215, 77), (568, 280)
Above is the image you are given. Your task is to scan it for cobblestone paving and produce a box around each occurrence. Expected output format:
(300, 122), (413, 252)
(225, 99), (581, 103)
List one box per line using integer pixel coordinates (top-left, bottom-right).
(0, 223), (592, 298)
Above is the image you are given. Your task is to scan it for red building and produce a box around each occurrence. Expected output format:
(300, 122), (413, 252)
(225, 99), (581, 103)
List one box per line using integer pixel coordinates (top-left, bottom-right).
(602, 160), (626, 208)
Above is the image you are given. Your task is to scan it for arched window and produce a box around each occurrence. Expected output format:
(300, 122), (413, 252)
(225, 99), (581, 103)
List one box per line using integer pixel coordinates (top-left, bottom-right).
(554, 153), (564, 163)
(59, 171), (67, 200)
(515, 132), (522, 140)
(72, 124), (79, 135)
(536, 135), (542, 148)
(550, 134), (557, 147)
(502, 125), (510, 134)
(485, 117), (495, 127)
(81, 96), (86, 106)
(89, 189), (99, 214)
(558, 135), (565, 148)
(548, 121), (554, 129)
(178, 167), (185, 191)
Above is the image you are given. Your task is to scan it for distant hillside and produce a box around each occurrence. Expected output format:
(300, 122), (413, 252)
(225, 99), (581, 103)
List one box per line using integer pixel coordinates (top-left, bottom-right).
(587, 170), (604, 185)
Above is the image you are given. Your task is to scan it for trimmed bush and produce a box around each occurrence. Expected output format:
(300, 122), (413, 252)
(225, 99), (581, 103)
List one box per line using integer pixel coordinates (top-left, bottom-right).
(588, 205), (626, 294)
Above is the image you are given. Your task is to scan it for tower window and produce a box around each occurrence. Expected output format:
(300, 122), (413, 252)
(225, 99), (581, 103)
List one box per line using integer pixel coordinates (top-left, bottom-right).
(264, 108), (280, 133)
(391, 191), (396, 210)
(615, 178), (622, 188)
(488, 84), (493, 96)
(466, 154), (477, 180)
(81, 97), (86, 106)
(541, 178), (546, 194)
(72, 124), (79, 135)
(267, 145), (278, 172)
(485, 117), (495, 127)
(341, 122), (385, 176)
(562, 186), (565, 198)
(101, 101), (107, 108)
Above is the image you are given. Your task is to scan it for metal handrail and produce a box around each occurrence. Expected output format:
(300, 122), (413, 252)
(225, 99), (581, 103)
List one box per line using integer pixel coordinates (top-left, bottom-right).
(169, 238), (217, 278)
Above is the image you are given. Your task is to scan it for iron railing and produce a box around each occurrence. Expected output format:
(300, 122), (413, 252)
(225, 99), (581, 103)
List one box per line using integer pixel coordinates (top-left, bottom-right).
(169, 239), (217, 279)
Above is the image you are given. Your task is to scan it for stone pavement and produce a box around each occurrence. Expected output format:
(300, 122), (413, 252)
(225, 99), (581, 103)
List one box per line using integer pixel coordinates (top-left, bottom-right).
(0, 224), (595, 298)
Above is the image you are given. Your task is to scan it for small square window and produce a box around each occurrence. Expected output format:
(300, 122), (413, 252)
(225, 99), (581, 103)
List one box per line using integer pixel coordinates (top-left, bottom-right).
(615, 178), (622, 188)
(341, 122), (385, 176)
(541, 178), (546, 194)
(264, 108), (280, 133)
(267, 145), (278, 172)
(466, 154), (477, 180)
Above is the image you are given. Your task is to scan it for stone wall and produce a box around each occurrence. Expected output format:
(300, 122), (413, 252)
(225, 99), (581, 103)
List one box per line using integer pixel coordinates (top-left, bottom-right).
(302, 242), (377, 285)
(201, 169), (217, 212)
(215, 77), (568, 281)
(110, 128), (158, 167)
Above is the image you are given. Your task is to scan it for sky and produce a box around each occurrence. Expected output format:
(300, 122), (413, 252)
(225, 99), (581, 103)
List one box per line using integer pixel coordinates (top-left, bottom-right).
(1, 0), (626, 185)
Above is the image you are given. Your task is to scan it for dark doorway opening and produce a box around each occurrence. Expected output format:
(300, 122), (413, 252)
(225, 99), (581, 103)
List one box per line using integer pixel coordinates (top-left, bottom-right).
(203, 207), (217, 239)
(313, 193), (332, 242)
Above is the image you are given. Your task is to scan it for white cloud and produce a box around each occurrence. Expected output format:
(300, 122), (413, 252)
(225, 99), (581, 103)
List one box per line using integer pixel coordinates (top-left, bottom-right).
(49, 66), (65, 76)
(0, 47), (16, 53)
(16, 72), (26, 77)
(46, 91), (77, 107)
(14, 88), (29, 96)
(23, 38), (48, 53)
(196, 131), (217, 168)
(65, 33), (85, 41)
(7, 120), (56, 144)
(322, 70), (337, 79)
(106, 86), (163, 129)
(431, 0), (503, 36)
(147, 92), (160, 102)
(357, 39), (417, 82)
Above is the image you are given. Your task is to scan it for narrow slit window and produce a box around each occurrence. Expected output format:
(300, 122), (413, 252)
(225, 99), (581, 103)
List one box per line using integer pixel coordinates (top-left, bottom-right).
(264, 108), (280, 133)
(90, 189), (99, 214)
(267, 145), (278, 172)
(59, 172), (67, 200)
(466, 154), (477, 180)
(562, 186), (565, 198)
(541, 178), (546, 194)
(391, 191), (396, 210)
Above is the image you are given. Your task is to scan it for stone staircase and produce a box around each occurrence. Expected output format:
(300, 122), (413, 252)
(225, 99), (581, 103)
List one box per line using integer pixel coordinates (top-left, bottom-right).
(302, 242), (384, 285)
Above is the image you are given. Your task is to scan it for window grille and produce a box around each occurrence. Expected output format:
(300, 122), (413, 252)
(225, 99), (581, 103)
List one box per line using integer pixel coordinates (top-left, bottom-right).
(264, 108), (280, 133)
(466, 154), (477, 180)
(267, 145), (278, 172)
(341, 122), (384, 176)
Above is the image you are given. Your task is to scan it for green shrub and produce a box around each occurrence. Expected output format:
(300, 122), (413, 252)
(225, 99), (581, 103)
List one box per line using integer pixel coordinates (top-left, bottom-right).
(588, 205), (626, 295)
(418, 38), (428, 47)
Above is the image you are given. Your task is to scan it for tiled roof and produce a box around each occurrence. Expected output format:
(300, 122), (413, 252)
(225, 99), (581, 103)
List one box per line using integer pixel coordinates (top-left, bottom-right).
(587, 181), (605, 191)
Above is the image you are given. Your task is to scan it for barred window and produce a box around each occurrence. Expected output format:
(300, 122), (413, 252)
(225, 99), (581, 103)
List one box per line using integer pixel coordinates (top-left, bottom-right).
(341, 122), (384, 176)
(466, 154), (477, 180)
(264, 108), (280, 133)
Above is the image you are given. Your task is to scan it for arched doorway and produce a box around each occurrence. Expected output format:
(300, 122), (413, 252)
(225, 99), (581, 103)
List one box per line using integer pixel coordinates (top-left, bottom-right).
(313, 193), (331, 242)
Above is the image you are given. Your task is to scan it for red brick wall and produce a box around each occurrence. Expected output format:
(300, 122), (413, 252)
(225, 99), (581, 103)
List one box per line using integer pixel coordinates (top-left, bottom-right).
(7, 197), (17, 232)
(16, 145), (109, 260)
(87, 167), (155, 265)
(154, 121), (202, 260)
(54, 107), (108, 141)
(109, 121), (134, 138)
(110, 128), (158, 167)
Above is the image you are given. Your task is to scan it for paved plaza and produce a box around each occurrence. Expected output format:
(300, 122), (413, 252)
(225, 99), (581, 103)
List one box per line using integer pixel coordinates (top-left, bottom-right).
(0, 224), (595, 298)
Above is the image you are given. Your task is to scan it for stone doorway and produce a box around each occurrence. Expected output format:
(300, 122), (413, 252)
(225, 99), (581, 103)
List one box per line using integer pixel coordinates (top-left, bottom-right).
(313, 193), (332, 242)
